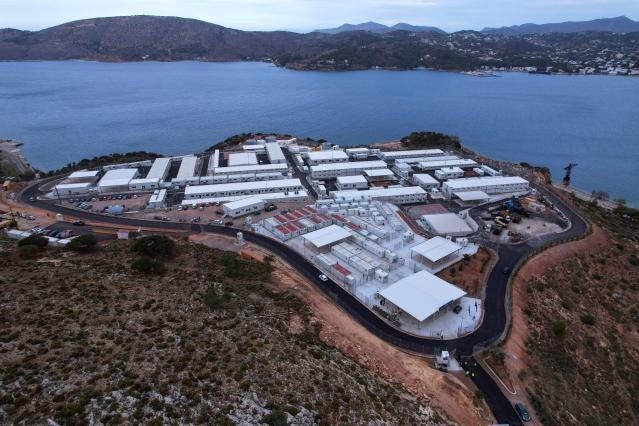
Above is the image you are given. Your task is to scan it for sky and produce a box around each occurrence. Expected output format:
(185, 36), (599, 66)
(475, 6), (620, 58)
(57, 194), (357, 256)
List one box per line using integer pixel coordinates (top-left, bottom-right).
(1, 0), (638, 32)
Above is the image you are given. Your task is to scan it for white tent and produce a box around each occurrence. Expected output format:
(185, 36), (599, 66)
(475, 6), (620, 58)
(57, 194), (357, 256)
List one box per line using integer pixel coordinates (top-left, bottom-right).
(379, 270), (466, 322)
(411, 236), (462, 263)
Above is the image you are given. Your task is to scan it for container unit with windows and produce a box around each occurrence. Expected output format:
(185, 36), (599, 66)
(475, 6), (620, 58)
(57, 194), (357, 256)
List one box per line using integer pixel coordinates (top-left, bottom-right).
(442, 176), (529, 198)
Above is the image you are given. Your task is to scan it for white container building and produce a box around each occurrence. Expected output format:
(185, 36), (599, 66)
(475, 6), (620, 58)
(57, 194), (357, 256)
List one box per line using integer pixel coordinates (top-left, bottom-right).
(331, 186), (428, 204)
(265, 142), (286, 164)
(184, 178), (304, 200)
(442, 176), (530, 197)
(379, 149), (445, 161)
(418, 158), (478, 171)
(336, 175), (369, 190)
(129, 178), (160, 191)
(223, 196), (265, 218)
(412, 173), (440, 189)
(345, 147), (370, 159)
(212, 163), (288, 176)
(310, 160), (387, 179)
(147, 189), (167, 208)
(435, 167), (464, 180)
(54, 182), (93, 196)
(304, 150), (349, 165)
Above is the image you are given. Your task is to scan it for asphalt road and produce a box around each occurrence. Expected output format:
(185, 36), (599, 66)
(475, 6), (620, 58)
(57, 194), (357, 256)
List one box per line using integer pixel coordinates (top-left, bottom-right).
(20, 181), (588, 424)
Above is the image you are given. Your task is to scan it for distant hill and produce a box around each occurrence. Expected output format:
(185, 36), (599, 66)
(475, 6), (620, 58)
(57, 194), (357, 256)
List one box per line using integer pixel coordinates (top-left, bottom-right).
(314, 21), (446, 34)
(482, 16), (639, 35)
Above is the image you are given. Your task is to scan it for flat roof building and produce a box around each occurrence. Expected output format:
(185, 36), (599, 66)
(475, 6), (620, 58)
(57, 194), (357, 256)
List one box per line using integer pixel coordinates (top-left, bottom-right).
(336, 175), (369, 190)
(181, 190), (308, 206)
(184, 178), (304, 200)
(212, 163), (288, 175)
(418, 158), (478, 171)
(223, 196), (265, 218)
(435, 167), (464, 180)
(228, 152), (258, 167)
(379, 149), (445, 160)
(413, 174), (440, 189)
(345, 147), (370, 159)
(395, 155), (459, 165)
(331, 186), (428, 204)
(421, 213), (474, 236)
(54, 182), (93, 196)
(442, 176), (529, 197)
(98, 168), (138, 193)
(265, 142), (286, 164)
(310, 160), (387, 179)
(148, 189), (167, 208)
(304, 150), (349, 165)
(378, 270), (466, 322)
(146, 157), (171, 181)
(364, 168), (395, 180)
(129, 178), (160, 191)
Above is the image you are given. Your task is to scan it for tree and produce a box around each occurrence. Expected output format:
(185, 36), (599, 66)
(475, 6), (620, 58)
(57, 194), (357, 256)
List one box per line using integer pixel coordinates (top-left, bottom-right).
(67, 234), (98, 253)
(130, 235), (175, 258)
(18, 234), (48, 249)
(18, 244), (40, 259)
(131, 256), (165, 274)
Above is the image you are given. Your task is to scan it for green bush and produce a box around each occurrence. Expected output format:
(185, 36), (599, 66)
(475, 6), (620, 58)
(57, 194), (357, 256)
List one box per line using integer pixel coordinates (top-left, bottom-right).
(18, 234), (48, 249)
(130, 235), (175, 258)
(263, 409), (287, 426)
(552, 320), (567, 337)
(67, 234), (98, 253)
(18, 244), (40, 259)
(580, 314), (596, 326)
(131, 256), (165, 275)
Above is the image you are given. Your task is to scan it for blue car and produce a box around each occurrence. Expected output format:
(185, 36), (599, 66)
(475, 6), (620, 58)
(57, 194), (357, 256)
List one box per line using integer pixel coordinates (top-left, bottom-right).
(514, 403), (531, 422)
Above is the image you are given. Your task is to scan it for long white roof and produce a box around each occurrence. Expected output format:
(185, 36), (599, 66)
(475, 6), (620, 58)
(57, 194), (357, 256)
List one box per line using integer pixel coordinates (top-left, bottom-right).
(380, 149), (444, 160)
(364, 168), (394, 177)
(454, 190), (490, 201)
(411, 236), (462, 262)
(146, 157), (171, 180)
(418, 159), (477, 170)
(98, 168), (138, 187)
(311, 160), (387, 172)
(181, 190), (308, 205)
(176, 156), (198, 179)
(228, 152), (258, 167)
(443, 176), (529, 189)
(336, 175), (368, 184)
(213, 163), (288, 174)
(332, 186), (426, 200)
(302, 224), (352, 248)
(68, 170), (99, 179)
(56, 182), (93, 189)
(305, 150), (348, 161)
(223, 196), (264, 210)
(413, 173), (439, 185)
(265, 142), (286, 163)
(378, 270), (466, 322)
(185, 178), (302, 196)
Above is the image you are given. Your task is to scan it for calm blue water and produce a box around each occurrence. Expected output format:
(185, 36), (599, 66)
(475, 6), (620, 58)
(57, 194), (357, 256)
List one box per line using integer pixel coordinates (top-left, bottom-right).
(1, 61), (638, 205)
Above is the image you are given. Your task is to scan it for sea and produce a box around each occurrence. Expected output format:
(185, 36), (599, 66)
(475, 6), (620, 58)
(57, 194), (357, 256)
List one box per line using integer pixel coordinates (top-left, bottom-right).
(0, 61), (637, 205)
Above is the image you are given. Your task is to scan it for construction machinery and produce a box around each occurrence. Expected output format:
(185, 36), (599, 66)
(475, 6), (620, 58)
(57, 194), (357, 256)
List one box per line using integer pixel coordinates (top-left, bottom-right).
(563, 163), (578, 186)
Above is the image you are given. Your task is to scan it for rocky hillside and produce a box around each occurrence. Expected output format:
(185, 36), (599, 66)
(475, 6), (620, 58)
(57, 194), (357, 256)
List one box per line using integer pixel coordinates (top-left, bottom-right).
(0, 236), (443, 424)
(0, 15), (637, 72)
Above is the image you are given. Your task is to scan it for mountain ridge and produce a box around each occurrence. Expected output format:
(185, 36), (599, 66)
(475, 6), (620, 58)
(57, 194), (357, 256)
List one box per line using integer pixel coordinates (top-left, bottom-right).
(313, 21), (447, 34)
(482, 15), (639, 35)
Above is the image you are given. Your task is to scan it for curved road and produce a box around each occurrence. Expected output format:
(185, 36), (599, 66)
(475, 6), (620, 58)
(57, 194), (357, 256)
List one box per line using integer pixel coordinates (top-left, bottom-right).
(20, 182), (588, 424)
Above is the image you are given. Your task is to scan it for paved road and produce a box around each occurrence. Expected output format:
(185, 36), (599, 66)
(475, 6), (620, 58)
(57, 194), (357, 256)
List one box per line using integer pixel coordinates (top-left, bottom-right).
(20, 182), (588, 424)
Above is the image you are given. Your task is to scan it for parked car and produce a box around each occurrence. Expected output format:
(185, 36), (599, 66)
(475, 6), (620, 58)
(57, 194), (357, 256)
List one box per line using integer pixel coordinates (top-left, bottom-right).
(224, 221), (233, 226)
(72, 220), (85, 226)
(212, 220), (223, 225)
(318, 274), (329, 282)
(49, 231), (59, 238)
(453, 305), (463, 314)
(514, 403), (531, 422)
(66, 230), (76, 237)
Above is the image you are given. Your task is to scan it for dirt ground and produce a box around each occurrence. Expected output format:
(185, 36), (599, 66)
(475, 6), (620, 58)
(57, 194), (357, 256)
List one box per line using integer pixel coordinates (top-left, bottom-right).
(192, 233), (495, 425)
(483, 224), (609, 425)
(437, 247), (494, 298)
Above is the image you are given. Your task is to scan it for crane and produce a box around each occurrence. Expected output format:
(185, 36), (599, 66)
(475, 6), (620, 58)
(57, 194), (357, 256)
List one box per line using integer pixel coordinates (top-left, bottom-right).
(562, 163), (578, 186)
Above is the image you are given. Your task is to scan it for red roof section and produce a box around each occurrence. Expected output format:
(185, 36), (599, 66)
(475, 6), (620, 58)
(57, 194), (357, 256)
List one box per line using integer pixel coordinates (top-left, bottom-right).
(334, 264), (351, 276)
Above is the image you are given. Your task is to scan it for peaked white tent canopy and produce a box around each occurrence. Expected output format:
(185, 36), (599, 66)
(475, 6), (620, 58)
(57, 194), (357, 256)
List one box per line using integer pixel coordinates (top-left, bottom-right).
(378, 270), (466, 322)
(411, 236), (462, 262)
